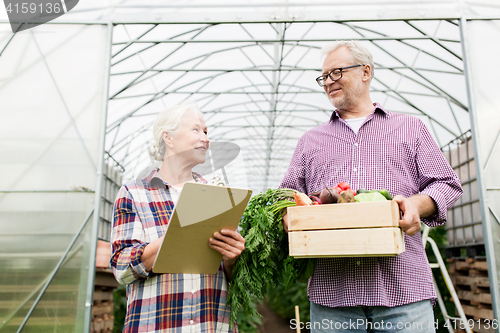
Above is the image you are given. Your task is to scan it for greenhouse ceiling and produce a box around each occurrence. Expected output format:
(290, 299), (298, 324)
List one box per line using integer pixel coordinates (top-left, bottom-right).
(2, 0), (499, 194)
(1, 1), (500, 330)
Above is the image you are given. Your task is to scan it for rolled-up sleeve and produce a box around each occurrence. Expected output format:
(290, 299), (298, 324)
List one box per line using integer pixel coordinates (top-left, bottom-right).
(110, 185), (152, 285)
(416, 121), (463, 227)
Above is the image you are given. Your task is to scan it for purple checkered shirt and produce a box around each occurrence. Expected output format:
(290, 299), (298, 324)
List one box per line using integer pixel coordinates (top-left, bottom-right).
(279, 103), (462, 308)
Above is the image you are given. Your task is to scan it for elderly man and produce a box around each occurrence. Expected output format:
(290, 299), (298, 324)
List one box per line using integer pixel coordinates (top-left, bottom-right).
(280, 41), (462, 332)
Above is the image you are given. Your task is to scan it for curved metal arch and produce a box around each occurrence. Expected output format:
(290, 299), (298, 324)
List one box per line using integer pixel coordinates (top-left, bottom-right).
(106, 19), (470, 193)
(342, 22), (466, 109)
(199, 98), (331, 114)
(207, 112), (323, 129)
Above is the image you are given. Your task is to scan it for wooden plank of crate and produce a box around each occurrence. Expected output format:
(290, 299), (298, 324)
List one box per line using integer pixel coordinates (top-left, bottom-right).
(469, 269), (488, 277)
(455, 260), (471, 271)
(93, 289), (114, 302)
(455, 259), (489, 272)
(288, 201), (399, 231)
(92, 303), (114, 316)
(95, 270), (120, 288)
(462, 305), (494, 320)
(471, 260), (489, 271)
(455, 276), (490, 288)
(102, 318), (114, 331)
(457, 290), (492, 304)
(289, 227), (405, 258)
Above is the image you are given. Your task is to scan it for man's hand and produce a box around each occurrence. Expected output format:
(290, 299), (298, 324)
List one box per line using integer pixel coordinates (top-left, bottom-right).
(209, 229), (245, 279)
(393, 195), (421, 236)
(393, 194), (438, 236)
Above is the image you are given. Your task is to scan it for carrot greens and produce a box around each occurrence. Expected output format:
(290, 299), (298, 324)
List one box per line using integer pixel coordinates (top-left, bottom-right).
(227, 188), (316, 326)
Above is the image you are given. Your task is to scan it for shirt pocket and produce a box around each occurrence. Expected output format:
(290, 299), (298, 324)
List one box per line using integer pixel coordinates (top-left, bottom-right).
(379, 138), (419, 195)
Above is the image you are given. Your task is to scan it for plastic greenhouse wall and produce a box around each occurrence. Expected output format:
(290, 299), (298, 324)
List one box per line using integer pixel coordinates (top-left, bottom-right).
(0, 24), (110, 332)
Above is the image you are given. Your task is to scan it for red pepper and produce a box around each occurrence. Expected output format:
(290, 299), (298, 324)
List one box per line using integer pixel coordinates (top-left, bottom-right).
(334, 186), (343, 194)
(312, 202), (321, 205)
(337, 182), (350, 191)
(348, 189), (357, 196)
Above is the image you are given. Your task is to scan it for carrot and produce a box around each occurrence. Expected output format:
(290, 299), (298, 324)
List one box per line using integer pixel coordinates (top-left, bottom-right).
(293, 192), (312, 206)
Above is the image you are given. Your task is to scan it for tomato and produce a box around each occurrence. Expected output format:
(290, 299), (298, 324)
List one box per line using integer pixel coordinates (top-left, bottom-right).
(337, 182), (350, 191)
(312, 202), (321, 205)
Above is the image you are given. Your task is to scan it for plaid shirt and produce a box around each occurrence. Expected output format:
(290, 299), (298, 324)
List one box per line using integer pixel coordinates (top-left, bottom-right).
(110, 168), (237, 333)
(280, 103), (462, 308)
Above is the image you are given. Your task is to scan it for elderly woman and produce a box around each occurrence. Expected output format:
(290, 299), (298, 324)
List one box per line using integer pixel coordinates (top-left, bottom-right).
(110, 101), (244, 333)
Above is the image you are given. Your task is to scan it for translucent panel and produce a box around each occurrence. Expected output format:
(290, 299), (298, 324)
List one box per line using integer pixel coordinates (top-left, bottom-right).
(465, 19), (500, 313)
(0, 205), (93, 332)
(0, 23), (108, 332)
(0, 24), (109, 191)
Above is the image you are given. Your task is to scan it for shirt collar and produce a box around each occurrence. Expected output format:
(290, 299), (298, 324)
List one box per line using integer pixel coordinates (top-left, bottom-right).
(144, 167), (207, 189)
(329, 102), (388, 122)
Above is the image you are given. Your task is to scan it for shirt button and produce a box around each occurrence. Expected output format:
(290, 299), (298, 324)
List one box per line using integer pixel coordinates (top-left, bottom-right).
(354, 143), (359, 147)
(353, 168), (357, 172)
(190, 320), (194, 325)
(357, 261), (361, 265)
(191, 289), (195, 294)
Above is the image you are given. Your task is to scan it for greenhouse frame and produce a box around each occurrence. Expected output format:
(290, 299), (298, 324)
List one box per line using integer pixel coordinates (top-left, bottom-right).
(1, 0), (500, 332)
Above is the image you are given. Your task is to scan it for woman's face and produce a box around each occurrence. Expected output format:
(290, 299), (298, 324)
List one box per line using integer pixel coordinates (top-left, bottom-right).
(165, 111), (209, 166)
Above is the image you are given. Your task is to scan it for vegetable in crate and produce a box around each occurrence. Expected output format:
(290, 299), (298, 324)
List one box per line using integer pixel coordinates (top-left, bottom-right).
(227, 188), (316, 327)
(356, 188), (393, 201)
(355, 192), (388, 202)
(294, 192), (312, 206)
(337, 190), (355, 203)
(319, 187), (339, 204)
(308, 192), (322, 204)
(337, 182), (351, 191)
(379, 189), (393, 200)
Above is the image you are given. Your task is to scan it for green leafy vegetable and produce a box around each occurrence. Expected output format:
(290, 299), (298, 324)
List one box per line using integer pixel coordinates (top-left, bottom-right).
(354, 192), (388, 202)
(379, 189), (393, 200)
(228, 188), (316, 326)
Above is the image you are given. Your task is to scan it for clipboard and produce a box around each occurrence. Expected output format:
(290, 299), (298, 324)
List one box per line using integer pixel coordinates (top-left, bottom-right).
(152, 182), (252, 274)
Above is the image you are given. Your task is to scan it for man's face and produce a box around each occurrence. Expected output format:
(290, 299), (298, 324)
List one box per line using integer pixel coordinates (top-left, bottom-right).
(322, 47), (365, 110)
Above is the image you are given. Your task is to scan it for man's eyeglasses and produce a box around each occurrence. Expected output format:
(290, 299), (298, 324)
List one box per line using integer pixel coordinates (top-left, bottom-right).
(316, 64), (365, 87)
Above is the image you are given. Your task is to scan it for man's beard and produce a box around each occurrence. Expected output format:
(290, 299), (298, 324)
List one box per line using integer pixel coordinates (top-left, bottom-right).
(329, 82), (363, 110)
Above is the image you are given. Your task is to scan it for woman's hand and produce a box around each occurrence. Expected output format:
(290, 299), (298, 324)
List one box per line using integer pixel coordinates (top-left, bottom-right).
(209, 229), (245, 279)
(142, 236), (164, 272)
(282, 213), (290, 233)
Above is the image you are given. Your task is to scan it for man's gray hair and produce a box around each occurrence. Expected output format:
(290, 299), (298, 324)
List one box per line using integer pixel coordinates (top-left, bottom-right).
(320, 41), (374, 80)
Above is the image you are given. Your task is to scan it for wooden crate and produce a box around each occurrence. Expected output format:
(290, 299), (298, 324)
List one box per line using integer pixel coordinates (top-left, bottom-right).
(92, 268), (119, 333)
(447, 258), (495, 333)
(288, 201), (405, 258)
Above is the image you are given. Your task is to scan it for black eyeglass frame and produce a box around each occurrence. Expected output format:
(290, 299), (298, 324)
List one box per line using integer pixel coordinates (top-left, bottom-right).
(316, 64), (365, 87)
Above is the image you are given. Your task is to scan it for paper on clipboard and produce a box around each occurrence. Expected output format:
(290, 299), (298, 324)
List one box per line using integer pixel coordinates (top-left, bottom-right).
(152, 182), (252, 275)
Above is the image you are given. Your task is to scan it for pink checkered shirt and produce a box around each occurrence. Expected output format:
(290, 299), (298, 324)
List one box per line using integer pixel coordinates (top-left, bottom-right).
(279, 103), (462, 308)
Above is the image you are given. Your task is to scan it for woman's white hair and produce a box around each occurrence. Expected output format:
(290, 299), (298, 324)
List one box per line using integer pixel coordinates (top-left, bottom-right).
(149, 100), (203, 161)
(320, 40), (374, 80)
